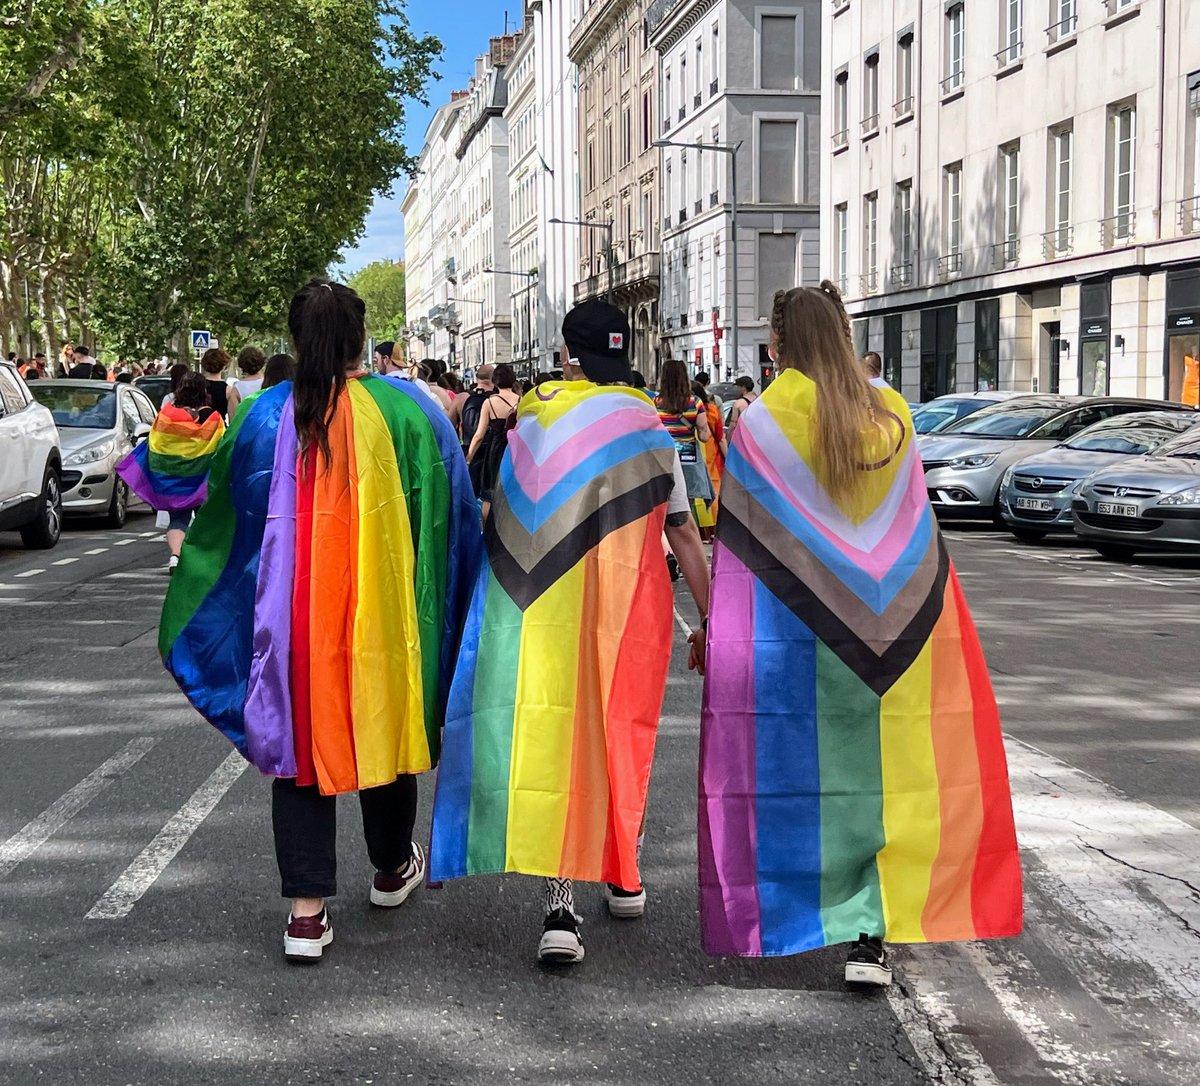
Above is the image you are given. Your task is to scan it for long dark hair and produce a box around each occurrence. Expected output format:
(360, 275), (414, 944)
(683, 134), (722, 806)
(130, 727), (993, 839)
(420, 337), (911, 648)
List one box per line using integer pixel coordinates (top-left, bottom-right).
(288, 278), (366, 460)
(173, 371), (212, 410)
(656, 358), (692, 415)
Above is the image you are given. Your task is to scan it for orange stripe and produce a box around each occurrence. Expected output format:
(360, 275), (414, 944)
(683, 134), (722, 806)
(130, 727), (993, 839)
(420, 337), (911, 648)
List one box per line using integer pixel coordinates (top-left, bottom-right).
(920, 576), (984, 939)
(307, 405), (359, 794)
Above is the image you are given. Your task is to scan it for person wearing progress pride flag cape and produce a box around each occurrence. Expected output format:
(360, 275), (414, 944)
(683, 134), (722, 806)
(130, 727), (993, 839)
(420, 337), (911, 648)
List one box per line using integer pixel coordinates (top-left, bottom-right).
(698, 282), (1022, 987)
(159, 279), (481, 963)
(430, 300), (710, 965)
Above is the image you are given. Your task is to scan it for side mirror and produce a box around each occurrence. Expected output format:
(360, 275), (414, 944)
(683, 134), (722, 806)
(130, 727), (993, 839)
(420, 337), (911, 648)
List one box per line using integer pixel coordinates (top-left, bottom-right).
(134, 422), (152, 442)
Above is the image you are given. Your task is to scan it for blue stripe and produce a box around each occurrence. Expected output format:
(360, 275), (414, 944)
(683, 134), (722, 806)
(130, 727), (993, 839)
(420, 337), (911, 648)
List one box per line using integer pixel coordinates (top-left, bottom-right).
(752, 578), (825, 954)
(726, 451), (934, 614)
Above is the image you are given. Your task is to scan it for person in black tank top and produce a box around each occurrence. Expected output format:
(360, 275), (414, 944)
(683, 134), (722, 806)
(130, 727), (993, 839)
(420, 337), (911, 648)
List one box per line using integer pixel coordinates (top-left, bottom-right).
(200, 346), (232, 419)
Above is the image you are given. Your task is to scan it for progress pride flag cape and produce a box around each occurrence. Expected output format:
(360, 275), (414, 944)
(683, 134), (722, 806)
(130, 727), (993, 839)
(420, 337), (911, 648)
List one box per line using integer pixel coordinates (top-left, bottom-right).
(430, 382), (677, 891)
(158, 377), (481, 794)
(699, 368), (1022, 956)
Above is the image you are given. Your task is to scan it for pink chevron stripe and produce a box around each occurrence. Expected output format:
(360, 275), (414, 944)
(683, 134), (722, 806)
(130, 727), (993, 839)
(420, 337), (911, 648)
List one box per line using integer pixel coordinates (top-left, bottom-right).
(508, 405), (664, 502)
(738, 425), (927, 581)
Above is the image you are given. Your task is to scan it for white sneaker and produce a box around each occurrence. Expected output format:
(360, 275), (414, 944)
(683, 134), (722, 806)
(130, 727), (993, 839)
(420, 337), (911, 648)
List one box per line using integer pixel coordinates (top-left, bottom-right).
(605, 882), (647, 918)
(369, 842), (425, 907)
(283, 907), (333, 962)
(167, 554), (179, 575)
(538, 908), (585, 964)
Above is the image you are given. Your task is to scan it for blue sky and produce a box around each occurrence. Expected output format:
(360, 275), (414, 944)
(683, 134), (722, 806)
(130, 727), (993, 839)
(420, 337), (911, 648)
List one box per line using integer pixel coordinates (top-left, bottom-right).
(337, 1), (523, 274)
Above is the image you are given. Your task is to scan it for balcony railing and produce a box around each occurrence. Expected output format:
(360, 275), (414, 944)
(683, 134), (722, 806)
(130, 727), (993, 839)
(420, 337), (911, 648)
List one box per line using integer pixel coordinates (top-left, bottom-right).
(1042, 226), (1073, 258)
(1179, 195), (1200, 235)
(710, 79), (718, 95)
(678, 207), (688, 224)
(710, 191), (719, 207)
(1104, 0), (1139, 18)
(859, 272), (879, 295)
(995, 41), (1023, 68)
(891, 263), (913, 288)
(680, 311), (690, 327)
(678, 106), (686, 121)
(940, 69), (965, 97)
(992, 238), (1020, 268)
(938, 252), (963, 280)
(693, 92), (701, 108)
(832, 128), (849, 150)
(696, 309), (705, 325)
(1045, 13), (1078, 44)
(861, 114), (879, 136)
(837, 275), (848, 295)
(832, 0), (849, 13)
(694, 199), (702, 215)
(894, 96), (914, 120)
(1100, 211), (1136, 248)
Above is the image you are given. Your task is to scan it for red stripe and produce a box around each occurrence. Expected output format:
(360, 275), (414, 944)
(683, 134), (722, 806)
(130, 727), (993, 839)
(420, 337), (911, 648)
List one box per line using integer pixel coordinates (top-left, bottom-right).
(290, 446), (317, 787)
(955, 572), (1024, 938)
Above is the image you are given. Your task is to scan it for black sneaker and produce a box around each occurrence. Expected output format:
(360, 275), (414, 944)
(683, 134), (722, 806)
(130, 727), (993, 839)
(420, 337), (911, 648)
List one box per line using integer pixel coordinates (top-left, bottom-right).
(605, 882), (646, 918)
(845, 933), (891, 987)
(538, 908), (585, 964)
(666, 553), (680, 581)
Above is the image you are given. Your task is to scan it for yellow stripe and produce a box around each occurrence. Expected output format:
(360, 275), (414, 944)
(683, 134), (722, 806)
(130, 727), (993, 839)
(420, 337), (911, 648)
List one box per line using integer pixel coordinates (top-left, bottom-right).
(876, 640), (940, 941)
(149, 428), (223, 458)
(345, 380), (429, 785)
(521, 380), (656, 428)
(504, 560), (585, 873)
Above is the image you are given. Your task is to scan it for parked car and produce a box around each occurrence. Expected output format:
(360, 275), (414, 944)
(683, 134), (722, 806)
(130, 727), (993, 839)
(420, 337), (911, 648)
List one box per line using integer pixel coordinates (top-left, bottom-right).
(997, 411), (1200, 541)
(27, 380), (155, 528)
(0, 359), (63, 548)
(910, 391), (1034, 435)
(920, 396), (1194, 521)
(1073, 426), (1200, 559)
(133, 374), (172, 409)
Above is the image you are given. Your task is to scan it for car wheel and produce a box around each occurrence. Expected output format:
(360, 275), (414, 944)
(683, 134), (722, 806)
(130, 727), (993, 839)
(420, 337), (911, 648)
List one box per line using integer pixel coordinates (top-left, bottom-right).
(105, 479), (129, 529)
(1095, 543), (1136, 562)
(19, 467), (63, 549)
(1012, 528), (1047, 544)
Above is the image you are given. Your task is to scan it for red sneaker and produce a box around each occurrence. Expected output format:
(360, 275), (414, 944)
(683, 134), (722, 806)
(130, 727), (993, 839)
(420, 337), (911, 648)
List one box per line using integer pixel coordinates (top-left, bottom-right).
(370, 843), (425, 908)
(283, 907), (333, 962)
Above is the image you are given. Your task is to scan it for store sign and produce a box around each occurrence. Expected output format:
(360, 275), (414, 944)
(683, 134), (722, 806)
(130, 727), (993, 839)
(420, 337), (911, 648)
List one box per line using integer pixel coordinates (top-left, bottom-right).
(1083, 323), (1107, 337)
(1170, 313), (1199, 331)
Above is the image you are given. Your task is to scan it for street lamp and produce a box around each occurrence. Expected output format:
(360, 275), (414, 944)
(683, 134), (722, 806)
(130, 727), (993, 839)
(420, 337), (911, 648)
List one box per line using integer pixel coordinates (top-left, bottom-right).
(549, 217), (615, 305)
(484, 267), (539, 378)
(653, 138), (743, 380)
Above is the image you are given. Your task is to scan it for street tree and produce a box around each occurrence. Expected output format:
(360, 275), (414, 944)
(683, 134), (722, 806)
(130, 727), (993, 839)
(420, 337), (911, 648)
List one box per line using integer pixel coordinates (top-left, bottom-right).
(348, 260), (406, 343)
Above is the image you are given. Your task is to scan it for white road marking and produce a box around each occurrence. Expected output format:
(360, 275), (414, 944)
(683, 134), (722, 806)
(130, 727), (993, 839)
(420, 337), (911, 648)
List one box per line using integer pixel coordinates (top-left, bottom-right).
(0, 738), (157, 881)
(113, 538), (137, 546)
(86, 752), (247, 920)
(14, 569), (44, 578)
(672, 607), (693, 638)
(52, 557), (79, 566)
(139, 531), (158, 538)
(84, 548), (108, 555)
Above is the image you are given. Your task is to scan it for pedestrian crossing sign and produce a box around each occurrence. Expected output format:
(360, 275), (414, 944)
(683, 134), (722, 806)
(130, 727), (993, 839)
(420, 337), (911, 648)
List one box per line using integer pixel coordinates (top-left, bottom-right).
(191, 330), (211, 351)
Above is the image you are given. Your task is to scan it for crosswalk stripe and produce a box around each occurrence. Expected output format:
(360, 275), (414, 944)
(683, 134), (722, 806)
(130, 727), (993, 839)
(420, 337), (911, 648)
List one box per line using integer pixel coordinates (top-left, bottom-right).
(0, 738), (157, 881)
(86, 752), (247, 920)
(84, 548), (108, 555)
(15, 569), (44, 577)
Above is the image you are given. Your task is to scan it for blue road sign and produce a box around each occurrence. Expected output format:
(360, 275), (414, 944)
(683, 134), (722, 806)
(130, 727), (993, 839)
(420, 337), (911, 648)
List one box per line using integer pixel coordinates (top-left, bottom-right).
(191, 330), (211, 351)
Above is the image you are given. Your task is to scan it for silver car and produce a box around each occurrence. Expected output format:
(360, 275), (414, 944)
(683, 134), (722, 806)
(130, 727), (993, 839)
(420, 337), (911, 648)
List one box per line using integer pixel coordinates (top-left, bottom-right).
(911, 391), (1033, 435)
(27, 380), (155, 528)
(919, 396), (1191, 520)
(1073, 427), (1200, 559)
(997, 411), (1200, 541)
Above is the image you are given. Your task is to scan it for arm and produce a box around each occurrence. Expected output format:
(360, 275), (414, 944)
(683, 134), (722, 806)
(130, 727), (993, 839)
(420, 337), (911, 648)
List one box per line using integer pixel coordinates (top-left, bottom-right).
(226, 386), (241, 416)
(693, 401), (712, 444)
(467, 398), (492, 461)
(664, 515), (710, 674)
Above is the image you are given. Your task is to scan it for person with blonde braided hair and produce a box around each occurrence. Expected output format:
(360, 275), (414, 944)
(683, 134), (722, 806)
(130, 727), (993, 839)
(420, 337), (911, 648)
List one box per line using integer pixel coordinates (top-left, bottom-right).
(697, 280), (1022, 986)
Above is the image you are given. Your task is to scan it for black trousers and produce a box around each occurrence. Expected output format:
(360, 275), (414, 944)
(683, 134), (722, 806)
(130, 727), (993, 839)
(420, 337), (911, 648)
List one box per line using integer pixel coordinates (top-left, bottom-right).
(271, 775), (418, 898)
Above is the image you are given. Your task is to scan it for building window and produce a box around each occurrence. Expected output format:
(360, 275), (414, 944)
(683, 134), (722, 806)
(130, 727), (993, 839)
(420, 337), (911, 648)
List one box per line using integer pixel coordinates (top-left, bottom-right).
(586, 137), (596, 191)
(641, 91), (652, 151)
(680, 55), (687, 119)
(761, 15), (797, 91)
(998, 142), (1020, 265)
(711, 22), (720, 94)
(999, 0), (1023, 67)
(679, 151), (688, 221)
(862, 51), (880, 135)
(975, 299), (1000, 392)
(833, 70), (849, 148)
(1047, 123), (1073, 255)
(604, 116), (614, 178)
(862, 192), (878, 293)
(622, 104), (632, 165)
(834, 203), (849, 293)
(757, 233), (797, 317)
(894, 180), (913, 286)
(759, 120), (797, 202)
(1049, 0), (1076, 43)
(1185, 74), (1200, 233)
(1105, 101), (1136, 245)
(710, 124), (721, 204)
(695, 38), (703, 105)
(942, 163), (963, 276)
(895, 32), (914, 118)
(943, 4), (965, 95)
(663, 70), (672, 132)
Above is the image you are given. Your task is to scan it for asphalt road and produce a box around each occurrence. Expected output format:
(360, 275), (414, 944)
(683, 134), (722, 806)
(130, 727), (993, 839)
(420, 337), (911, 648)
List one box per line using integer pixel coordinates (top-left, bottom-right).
(2, 513), (1199, 1085)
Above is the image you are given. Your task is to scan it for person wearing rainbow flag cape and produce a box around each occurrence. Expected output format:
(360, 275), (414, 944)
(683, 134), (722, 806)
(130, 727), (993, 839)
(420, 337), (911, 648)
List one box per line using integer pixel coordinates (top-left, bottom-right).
(157, 279), (481, 962)
(429, 299), (710, 964)
(697, 283), (1023, 987)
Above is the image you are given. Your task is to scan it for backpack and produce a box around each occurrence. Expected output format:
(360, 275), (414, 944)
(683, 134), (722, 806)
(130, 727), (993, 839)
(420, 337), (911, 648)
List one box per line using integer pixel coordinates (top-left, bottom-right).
(460, 387), (492, 444)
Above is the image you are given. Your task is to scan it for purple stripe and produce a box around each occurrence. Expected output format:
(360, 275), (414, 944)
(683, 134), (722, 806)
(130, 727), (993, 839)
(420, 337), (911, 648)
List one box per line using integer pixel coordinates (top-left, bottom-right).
(116, 453), (207, 511)
(698, 544), (762, 955)
(243, 399), (298, 776)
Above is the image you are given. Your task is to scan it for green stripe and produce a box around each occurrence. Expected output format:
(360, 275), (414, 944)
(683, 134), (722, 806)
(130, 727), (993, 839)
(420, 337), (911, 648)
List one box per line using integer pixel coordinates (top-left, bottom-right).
(147, 450), (214, 477)
(466, 572), (522, 872)
(359, 376), (451, 758)
(815, 641), (886, 943)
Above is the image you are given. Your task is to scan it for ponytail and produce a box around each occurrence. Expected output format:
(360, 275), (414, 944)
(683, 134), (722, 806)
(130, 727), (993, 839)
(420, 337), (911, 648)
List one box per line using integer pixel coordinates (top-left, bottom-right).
(288, 278), (366, 463)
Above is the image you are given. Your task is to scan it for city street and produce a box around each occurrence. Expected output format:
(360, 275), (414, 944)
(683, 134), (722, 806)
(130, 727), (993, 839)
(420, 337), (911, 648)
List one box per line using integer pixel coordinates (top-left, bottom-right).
(2, 514), (1200, 1085)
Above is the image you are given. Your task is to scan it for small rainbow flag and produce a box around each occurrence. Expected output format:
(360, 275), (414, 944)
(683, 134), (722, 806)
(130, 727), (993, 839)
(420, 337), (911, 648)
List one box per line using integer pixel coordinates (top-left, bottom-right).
(699, 368), (1022, 956)
(159, 377), (482, 794)
(430, 382), (677, 890)
(117, 403), (225, 511)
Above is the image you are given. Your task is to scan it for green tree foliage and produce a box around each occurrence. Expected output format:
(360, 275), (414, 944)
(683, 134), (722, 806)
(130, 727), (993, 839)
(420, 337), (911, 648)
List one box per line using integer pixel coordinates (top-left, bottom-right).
(0, 0), (439, 357)
(348, 260), (406, 342)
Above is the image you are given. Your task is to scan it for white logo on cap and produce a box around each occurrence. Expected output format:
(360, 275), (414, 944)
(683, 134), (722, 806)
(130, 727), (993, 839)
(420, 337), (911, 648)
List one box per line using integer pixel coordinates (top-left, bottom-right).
(609, 332), (624, 350)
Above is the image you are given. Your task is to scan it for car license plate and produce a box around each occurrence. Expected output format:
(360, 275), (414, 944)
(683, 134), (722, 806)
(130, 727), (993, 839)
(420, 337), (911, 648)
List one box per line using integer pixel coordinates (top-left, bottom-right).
(1097, 501), (1138, 517)
(1014, 497), (1052, 512)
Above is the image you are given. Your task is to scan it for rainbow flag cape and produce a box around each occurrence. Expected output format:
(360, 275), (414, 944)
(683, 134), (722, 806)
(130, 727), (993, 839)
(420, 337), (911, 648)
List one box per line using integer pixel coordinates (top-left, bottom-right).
(699, 368), (1022, 956)
(116, 403), (225, 511)
(159, 376), (482, 795)
(430, 382), (677, 890)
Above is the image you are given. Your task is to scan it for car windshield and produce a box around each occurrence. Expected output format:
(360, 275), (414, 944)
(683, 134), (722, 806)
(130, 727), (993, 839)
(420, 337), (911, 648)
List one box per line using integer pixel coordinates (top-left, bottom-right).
(1065, 426), (1180, 454)
(911, 401), (974, 434)
(942, 404), (1063, 437)
(1155, 429), (1200, 460)
(29, 385), (116, 429)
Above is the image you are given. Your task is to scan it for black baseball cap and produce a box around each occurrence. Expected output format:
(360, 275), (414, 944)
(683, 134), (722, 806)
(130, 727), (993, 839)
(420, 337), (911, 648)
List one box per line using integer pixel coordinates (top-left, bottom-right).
(561, 300), (632, 384)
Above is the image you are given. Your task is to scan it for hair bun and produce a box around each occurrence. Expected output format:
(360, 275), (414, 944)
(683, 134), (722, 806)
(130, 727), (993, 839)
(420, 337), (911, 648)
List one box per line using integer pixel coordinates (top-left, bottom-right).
(818, 279), (842, 300)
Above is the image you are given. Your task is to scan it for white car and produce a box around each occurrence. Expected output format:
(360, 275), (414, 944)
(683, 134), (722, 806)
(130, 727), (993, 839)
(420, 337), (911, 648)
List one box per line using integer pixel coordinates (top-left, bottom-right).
(0, 360), (63, 548)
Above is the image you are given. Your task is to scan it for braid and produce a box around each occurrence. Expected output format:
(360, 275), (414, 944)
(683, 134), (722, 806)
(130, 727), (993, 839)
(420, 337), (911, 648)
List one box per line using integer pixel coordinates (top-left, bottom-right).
(770, 288), (791, 355)
(818, 279), (853, 346)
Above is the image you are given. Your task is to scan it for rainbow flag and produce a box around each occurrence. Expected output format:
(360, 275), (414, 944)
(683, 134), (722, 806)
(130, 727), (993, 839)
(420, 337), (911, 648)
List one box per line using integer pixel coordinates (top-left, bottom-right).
(430, 382), (677, 890)
(116, 403), (225, 511)
(159, 376), (482, 794)
(699, 368), (1022, 956)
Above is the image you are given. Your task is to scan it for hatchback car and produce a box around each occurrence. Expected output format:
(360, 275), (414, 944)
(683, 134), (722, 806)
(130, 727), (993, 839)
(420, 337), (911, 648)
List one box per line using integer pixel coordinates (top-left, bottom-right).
(0, 359), (62, 548)
(911, 391), (1034, 435)
(27, 380), (155, 527)
(1073, 427), (1200, 559)
(998, 412), (1200, 541)
(133, 374), (172, 409)
(919, 396), (1193, 520)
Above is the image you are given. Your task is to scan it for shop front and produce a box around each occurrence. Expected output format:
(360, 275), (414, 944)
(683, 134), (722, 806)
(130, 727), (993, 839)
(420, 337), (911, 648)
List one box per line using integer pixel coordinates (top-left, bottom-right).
(1165, 268), (1200, 404)
(1078, 279), (1111, 396)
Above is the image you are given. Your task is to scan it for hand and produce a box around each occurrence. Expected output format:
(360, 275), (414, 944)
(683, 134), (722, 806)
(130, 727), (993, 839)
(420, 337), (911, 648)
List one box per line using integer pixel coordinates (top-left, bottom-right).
(687, 625), (707, 675)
